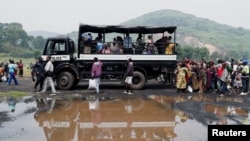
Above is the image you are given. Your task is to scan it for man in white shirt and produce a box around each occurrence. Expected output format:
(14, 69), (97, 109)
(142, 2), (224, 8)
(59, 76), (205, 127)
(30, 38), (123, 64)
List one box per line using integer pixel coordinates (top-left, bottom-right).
(41, 55), (57, 95)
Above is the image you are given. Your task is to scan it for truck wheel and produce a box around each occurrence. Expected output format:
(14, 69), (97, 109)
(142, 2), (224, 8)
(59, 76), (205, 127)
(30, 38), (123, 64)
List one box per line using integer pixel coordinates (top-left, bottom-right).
(131, 71), (145, 90)
(56, 72), (75, 90)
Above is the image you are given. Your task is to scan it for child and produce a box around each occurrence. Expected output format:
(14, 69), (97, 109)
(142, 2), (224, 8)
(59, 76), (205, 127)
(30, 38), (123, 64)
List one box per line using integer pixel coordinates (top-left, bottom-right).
(234, 72), (242, 90)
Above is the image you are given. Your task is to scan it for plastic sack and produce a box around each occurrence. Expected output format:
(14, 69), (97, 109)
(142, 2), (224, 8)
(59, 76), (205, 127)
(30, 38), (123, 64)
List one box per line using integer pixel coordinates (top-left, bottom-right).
(89, 98), (99, 110)
(1, 76), (7, 82)
(88, 79), (97, 90)
(187, 85), (193, 93)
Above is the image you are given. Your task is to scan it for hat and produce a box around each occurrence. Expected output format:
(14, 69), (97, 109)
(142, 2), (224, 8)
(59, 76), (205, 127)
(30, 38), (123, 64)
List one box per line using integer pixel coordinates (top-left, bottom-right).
(242, 61), (248, 65)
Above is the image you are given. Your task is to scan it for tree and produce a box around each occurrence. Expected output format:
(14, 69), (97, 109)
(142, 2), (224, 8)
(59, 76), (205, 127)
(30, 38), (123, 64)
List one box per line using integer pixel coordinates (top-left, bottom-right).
(32, 36), (46, 49)
(210, 51), (220, 61)
(198, 47), (209, 61)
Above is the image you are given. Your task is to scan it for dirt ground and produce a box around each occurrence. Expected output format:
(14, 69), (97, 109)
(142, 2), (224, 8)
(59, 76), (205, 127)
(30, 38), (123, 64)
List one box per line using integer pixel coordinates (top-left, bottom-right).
(1, 76), (250, 95)
(0, 77), (34, 93)
(0, 76), (175, 96)
(1, 76), (250, 103)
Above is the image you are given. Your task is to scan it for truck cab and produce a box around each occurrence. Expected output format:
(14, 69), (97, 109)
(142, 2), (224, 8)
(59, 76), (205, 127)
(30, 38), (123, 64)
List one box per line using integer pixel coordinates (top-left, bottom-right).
(42, 36), (75, 61)
(42, 36), (80, 90)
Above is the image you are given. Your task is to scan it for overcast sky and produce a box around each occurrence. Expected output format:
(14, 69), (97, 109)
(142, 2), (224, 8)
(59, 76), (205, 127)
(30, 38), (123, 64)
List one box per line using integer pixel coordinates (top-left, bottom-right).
(1, 0), (249, 34)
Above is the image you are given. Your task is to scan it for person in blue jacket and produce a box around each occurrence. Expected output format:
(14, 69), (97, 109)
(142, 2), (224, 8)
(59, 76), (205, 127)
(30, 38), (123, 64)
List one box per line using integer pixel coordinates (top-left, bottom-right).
(7, 59), (18, 85)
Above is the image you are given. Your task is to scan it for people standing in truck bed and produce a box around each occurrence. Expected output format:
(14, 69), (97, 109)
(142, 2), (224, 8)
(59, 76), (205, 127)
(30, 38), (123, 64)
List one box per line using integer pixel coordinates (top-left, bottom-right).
(95, 36), (103, 53)
(101, 43), (111, 54)
(123, 33), (133, 54)
(110, 36), (123, 54)
(145, 35), (154, 54)
(155, 36), (168, 54)
(135, 33), (144, 54)
(165, 36), (176, 55)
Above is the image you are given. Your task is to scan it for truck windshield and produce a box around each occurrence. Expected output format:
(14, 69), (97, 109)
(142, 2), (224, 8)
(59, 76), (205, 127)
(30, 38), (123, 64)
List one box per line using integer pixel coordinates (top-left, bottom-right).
(45, 40), (66, 55)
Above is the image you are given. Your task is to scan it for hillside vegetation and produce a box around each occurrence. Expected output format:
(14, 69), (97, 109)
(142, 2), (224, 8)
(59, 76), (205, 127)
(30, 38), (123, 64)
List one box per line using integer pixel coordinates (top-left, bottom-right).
(122, 9), (250, 59)
(1, 9), (250, 61)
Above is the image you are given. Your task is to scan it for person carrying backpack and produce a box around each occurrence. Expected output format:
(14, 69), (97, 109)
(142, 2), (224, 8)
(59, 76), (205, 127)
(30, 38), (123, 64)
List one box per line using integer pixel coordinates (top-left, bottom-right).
(33, 57), (45, 92)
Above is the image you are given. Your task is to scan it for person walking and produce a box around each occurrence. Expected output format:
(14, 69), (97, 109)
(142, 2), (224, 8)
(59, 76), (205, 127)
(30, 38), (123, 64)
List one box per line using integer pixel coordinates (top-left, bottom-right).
(0, 63), (4, 82)
(175, 62), (188, 93)
(3, 60), (9, 82)
(7, 59), (18, 85)
(123, 58), (134, 95)
(240, 61), (249, 95)
(40, 56), (57, 95)
(91, 57), (103, 94)
(31, 59), (38, 83)
(218, 63), (229, 96)
(18, 59), (24, 77)
(33, 57), (45, 92)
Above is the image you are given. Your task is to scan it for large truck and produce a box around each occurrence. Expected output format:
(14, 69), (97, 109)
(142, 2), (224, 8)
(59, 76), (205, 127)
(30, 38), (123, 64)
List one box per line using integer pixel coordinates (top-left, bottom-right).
(41, 24), (177, 90)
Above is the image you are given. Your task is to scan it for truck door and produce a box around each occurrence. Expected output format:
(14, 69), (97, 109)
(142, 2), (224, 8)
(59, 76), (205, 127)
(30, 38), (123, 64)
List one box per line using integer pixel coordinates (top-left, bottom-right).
(43, 39), (71, 62)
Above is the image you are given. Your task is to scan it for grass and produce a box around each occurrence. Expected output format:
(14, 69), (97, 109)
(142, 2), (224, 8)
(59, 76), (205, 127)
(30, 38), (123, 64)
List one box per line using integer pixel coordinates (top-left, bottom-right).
(0, 91), (28, 98)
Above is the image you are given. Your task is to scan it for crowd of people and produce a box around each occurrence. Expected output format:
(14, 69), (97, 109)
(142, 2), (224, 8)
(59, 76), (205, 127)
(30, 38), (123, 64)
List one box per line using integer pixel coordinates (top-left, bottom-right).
(0, 59), (24, 85)
(175, 57), (249, 96)
(0, 56), (58, 95)
(81, 33), (177, 55)
(1, 55), (250, 97)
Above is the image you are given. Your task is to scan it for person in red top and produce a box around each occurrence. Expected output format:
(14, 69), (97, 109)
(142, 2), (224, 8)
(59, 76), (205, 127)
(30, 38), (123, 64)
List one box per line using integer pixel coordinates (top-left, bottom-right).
(18, 60), (24, 77)
(0, 63), (4, 81)
(215, 59), (224, 94)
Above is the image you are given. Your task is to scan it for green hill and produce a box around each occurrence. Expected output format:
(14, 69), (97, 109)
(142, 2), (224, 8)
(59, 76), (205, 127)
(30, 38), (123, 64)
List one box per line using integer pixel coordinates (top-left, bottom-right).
(121, 9), (250, 55)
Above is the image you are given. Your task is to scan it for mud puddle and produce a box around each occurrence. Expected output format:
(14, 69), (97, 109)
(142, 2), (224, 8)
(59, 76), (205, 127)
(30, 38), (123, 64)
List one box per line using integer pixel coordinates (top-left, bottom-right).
(0, 93), (249, 141)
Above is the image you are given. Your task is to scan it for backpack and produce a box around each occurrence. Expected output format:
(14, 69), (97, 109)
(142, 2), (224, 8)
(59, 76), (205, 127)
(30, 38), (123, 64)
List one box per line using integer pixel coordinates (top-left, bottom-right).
(227, 65), (232, 73)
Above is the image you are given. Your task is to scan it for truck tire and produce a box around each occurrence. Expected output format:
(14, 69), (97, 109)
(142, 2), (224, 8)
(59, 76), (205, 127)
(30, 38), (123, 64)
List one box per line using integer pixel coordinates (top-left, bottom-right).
(131, 71), (145, 90)
(56, 72), (75, 90)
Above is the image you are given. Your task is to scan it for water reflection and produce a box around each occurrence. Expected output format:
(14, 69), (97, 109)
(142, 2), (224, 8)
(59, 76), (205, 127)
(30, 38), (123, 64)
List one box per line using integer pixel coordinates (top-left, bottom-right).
(30, 93), (250, 141)
(205, 104), (249, 125)
(8, 96), (16, 113)
(34, 95), (178, 141)
(170, 94), (249, 126)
